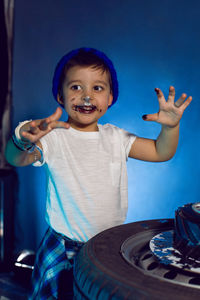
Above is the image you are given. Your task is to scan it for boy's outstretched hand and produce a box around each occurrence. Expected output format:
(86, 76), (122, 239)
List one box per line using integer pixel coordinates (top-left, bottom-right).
(142, 86), (192, 127)
(20, 107), (70, 143)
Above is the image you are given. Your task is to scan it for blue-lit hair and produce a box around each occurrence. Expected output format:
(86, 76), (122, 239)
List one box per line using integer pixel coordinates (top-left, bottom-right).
(52, 47), (119, 107)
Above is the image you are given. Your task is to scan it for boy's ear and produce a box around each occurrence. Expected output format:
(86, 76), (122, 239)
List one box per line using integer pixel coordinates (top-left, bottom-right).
(108, 94), (113, 107)
(57, 94), (64, 105)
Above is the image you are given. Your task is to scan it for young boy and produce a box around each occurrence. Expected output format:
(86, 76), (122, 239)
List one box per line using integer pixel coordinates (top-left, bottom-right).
(5, 48), (192, 299)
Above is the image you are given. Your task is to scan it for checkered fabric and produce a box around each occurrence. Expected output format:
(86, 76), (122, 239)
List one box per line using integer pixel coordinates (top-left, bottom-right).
(29, 227), (84, 300)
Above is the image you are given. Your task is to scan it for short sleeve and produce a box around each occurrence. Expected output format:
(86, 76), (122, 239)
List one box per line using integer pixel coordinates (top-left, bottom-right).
(100, 124), (137, 161)
(118, 128), (137, 160)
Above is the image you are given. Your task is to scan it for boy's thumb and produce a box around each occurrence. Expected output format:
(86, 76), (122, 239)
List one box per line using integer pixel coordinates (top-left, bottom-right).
(142, 113), (158, 122)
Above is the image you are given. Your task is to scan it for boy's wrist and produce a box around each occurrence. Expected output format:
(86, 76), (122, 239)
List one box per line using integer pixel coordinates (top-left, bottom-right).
(161, 122), (180, 131)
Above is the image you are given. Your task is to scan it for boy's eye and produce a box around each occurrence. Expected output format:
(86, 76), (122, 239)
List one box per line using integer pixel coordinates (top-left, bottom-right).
(71, 85), (82, 90)
(94, 86), (103, 91)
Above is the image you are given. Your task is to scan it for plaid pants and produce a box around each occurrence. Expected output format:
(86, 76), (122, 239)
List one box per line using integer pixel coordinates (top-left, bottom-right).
(29, 227), (84, 300)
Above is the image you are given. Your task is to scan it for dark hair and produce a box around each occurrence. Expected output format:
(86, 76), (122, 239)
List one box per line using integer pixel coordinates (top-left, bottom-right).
(52, 48), (119, 107)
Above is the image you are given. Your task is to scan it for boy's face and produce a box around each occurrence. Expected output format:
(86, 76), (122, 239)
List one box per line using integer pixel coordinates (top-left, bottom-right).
(57, 65), (113, 131)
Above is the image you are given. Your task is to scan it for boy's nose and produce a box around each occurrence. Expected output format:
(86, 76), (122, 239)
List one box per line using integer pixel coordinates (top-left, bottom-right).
(82, 96), (92, 105)
(83, 96), (91, 102)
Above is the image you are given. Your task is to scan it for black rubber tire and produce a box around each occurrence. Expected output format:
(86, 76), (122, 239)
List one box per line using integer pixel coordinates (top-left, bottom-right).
(73, 219), (200, 300)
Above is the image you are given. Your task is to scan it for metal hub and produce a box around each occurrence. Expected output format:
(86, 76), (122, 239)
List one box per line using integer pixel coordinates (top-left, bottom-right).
(121, 229), (200, 289)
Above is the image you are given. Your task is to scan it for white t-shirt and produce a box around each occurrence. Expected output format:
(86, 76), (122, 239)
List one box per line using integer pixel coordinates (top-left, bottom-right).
(34, 124), (136, 242)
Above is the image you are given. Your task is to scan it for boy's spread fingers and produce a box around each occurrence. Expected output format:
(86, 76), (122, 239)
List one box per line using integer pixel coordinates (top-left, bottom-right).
(30, 126), (39, 134)
(167, 86), (175, 103)
(181, 96), (192, 110)
(22, 130), (48, 143)
(142, 113), (158, 122)
(155, 88), (165, 104)
(50, 121), (70, 129)
(174, 94), (187, 107)
(48, 107), (63, 122)
(39, 120), (49, 131)
(21, 131), (35, 142)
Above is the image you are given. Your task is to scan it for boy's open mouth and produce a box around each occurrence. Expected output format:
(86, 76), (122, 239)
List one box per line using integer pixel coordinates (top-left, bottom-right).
(73, 105), (97, 114)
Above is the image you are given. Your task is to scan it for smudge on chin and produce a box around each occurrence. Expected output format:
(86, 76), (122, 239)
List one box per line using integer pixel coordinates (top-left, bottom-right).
(70, 97), (76, 102)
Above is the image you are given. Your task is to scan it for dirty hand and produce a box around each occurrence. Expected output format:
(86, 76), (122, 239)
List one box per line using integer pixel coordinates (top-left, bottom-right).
(142, 86), (192, 128)
(20, 107), (70, 143)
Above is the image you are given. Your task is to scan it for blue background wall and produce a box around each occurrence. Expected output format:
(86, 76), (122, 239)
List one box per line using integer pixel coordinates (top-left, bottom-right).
(12, 0), (199, 252)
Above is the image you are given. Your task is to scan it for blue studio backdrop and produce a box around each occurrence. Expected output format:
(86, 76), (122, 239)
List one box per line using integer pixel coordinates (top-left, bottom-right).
(12, 0), (199, 252)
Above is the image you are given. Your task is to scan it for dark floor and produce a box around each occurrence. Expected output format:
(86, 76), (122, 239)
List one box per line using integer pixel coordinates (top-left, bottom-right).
(0, 271), (30, 300)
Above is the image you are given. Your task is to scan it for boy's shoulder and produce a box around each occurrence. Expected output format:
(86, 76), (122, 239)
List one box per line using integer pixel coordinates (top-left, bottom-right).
(99, 123), (137, 142)
(99, 123), (120, 131)
(99, 123), (130, 134)
(99, 123), (123, 135)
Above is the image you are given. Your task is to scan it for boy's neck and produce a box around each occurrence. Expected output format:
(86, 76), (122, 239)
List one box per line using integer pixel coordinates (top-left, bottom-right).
(67, 118), (99, 132)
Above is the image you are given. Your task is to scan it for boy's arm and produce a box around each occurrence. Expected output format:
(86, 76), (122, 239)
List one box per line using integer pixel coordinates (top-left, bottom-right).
(129, 86), (192, 162)
(5, 138), (43, 166)
(5, 107), (70, 167)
